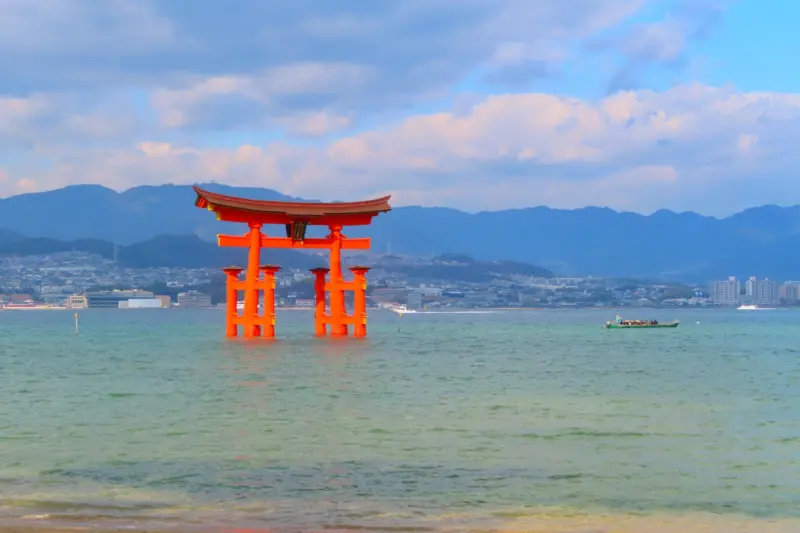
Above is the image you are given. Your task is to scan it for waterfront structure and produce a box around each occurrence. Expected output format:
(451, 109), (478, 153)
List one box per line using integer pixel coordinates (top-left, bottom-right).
(710, 276), (740, 306)
(193, 186), (391, 338)
(120, 298), (163, 309)
(370, 287), (410, 305)
(85, 290), (155, 308)
(5, 294), (36, 309)
(744, 276), (778, 305)
(779, 281), (800, 303)
(66, 295), (88, 309)
(6, 294), (36, 308)
(406, 291), (423, 309)
(177, 290), (212, 308)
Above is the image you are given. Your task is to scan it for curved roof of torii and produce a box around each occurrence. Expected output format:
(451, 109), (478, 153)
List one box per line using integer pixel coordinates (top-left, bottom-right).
(193, 185), (392, 226)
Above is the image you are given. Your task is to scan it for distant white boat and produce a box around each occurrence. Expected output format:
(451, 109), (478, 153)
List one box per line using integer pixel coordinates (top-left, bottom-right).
(737, 304), (776, 311)
(389, 305), (417, 315)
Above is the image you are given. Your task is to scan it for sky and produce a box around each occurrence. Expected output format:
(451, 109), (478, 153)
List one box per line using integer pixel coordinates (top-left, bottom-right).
(0, 0), (798, 215)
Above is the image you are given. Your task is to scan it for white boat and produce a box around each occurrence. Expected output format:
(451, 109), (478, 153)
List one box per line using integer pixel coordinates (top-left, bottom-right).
(389, 305), (416, 315)
(737, 304), (776, 310)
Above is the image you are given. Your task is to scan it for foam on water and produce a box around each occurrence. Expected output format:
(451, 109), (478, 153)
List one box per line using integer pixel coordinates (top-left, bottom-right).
(0, 308), (798, 531)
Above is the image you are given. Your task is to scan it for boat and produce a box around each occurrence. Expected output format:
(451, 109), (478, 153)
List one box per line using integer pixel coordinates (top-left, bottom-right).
(604, 315), (679, 329)
(737, 304), (775, 311)
(389, 305), (416, 315)
(604, 320), (679, 329)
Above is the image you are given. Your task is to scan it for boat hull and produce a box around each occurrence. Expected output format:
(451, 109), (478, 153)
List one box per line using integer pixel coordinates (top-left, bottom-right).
(604, 322), (679, 329)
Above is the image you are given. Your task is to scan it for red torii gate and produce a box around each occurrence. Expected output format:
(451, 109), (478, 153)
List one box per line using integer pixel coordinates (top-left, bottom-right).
(193, 186), (391, 338)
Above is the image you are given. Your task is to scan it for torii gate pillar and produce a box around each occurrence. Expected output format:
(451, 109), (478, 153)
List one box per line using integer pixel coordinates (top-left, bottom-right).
(310, 267), (329, 336)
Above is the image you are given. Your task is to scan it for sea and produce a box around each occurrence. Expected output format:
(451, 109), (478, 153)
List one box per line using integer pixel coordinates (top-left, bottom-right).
(0, 308), (798, 533)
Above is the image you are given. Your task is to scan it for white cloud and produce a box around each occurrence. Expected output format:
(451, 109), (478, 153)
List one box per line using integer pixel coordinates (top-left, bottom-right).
(0, 0), (646, 130)
(4, 0), (792, 216)
(0, 93), (140, 150)
(0, 0), (642, 94)
(149, 63), (371, 132)
(4, 84), (800, 215)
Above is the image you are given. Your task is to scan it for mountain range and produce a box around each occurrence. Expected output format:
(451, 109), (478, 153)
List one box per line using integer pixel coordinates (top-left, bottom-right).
(1, 183), (799, 282)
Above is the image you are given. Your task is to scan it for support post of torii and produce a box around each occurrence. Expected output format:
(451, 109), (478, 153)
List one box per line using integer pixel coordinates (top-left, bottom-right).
(222, 266), (244, 337)
(193, 186), (391, 339)
(350, 266), (371, 337)
(243, 223), (263, 337)
(327, 224), (348, 336)
(259, 264), (281, 338)
(310, 267), (329, 336)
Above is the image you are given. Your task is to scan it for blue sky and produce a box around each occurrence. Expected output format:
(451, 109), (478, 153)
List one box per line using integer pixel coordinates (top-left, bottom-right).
(0, 0), (798, 215)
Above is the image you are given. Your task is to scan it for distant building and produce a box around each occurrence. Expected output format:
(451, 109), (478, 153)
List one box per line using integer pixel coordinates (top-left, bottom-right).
(779, 282), (800, 304)
(121, 298), (163, 309)
(415, 285), (443, 297)
(177, 290), (211, 308)
(744, 276), (778, 305)
(370, 287), (409, 304)
(85, 290), (155, 309)
(66, 295), (88, 309)
(406, 291), (423, 308)
(442, 290), (465, 298)
(6, 294), (36, 308)
(710, 277), (740, 306)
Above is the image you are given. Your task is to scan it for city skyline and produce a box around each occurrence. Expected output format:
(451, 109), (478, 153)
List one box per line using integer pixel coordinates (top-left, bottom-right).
(2, 1), (800, 215)
(3, 249), (800, 309)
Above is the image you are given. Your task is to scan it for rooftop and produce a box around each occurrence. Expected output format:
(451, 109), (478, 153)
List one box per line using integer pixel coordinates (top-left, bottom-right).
(194, 186), (392, 226)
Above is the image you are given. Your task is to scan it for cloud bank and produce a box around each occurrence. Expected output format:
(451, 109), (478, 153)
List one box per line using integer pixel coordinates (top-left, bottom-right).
(0, 0), (796, 215)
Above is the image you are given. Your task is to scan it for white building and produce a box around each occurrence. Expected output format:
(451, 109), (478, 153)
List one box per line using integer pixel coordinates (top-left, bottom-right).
(121, 298), (163, 309)
(711, 276), (740, 306)
(744, 276), (778, 305)
(780, 282), (800, 303)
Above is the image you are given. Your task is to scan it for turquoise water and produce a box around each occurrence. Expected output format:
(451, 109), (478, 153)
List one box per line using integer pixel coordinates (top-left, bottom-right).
(0, 308), (799, 532)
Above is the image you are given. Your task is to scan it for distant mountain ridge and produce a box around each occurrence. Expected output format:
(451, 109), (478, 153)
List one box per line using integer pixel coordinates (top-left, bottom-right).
(1, 183), (799, 281)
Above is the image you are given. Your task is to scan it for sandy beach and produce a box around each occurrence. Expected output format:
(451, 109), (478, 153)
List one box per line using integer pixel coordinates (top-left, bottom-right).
(3, 512), (800, 533)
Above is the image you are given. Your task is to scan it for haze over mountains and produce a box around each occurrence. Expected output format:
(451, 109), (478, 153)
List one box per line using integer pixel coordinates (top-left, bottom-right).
(1, 183), (799, 283)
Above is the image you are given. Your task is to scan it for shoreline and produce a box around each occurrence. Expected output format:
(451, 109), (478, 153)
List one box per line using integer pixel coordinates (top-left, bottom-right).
(2, 305), (795, 312)
(1, 511), (799, 533)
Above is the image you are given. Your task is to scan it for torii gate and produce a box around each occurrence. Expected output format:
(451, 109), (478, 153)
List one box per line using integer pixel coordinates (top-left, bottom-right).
(193, 186), (391, 338)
